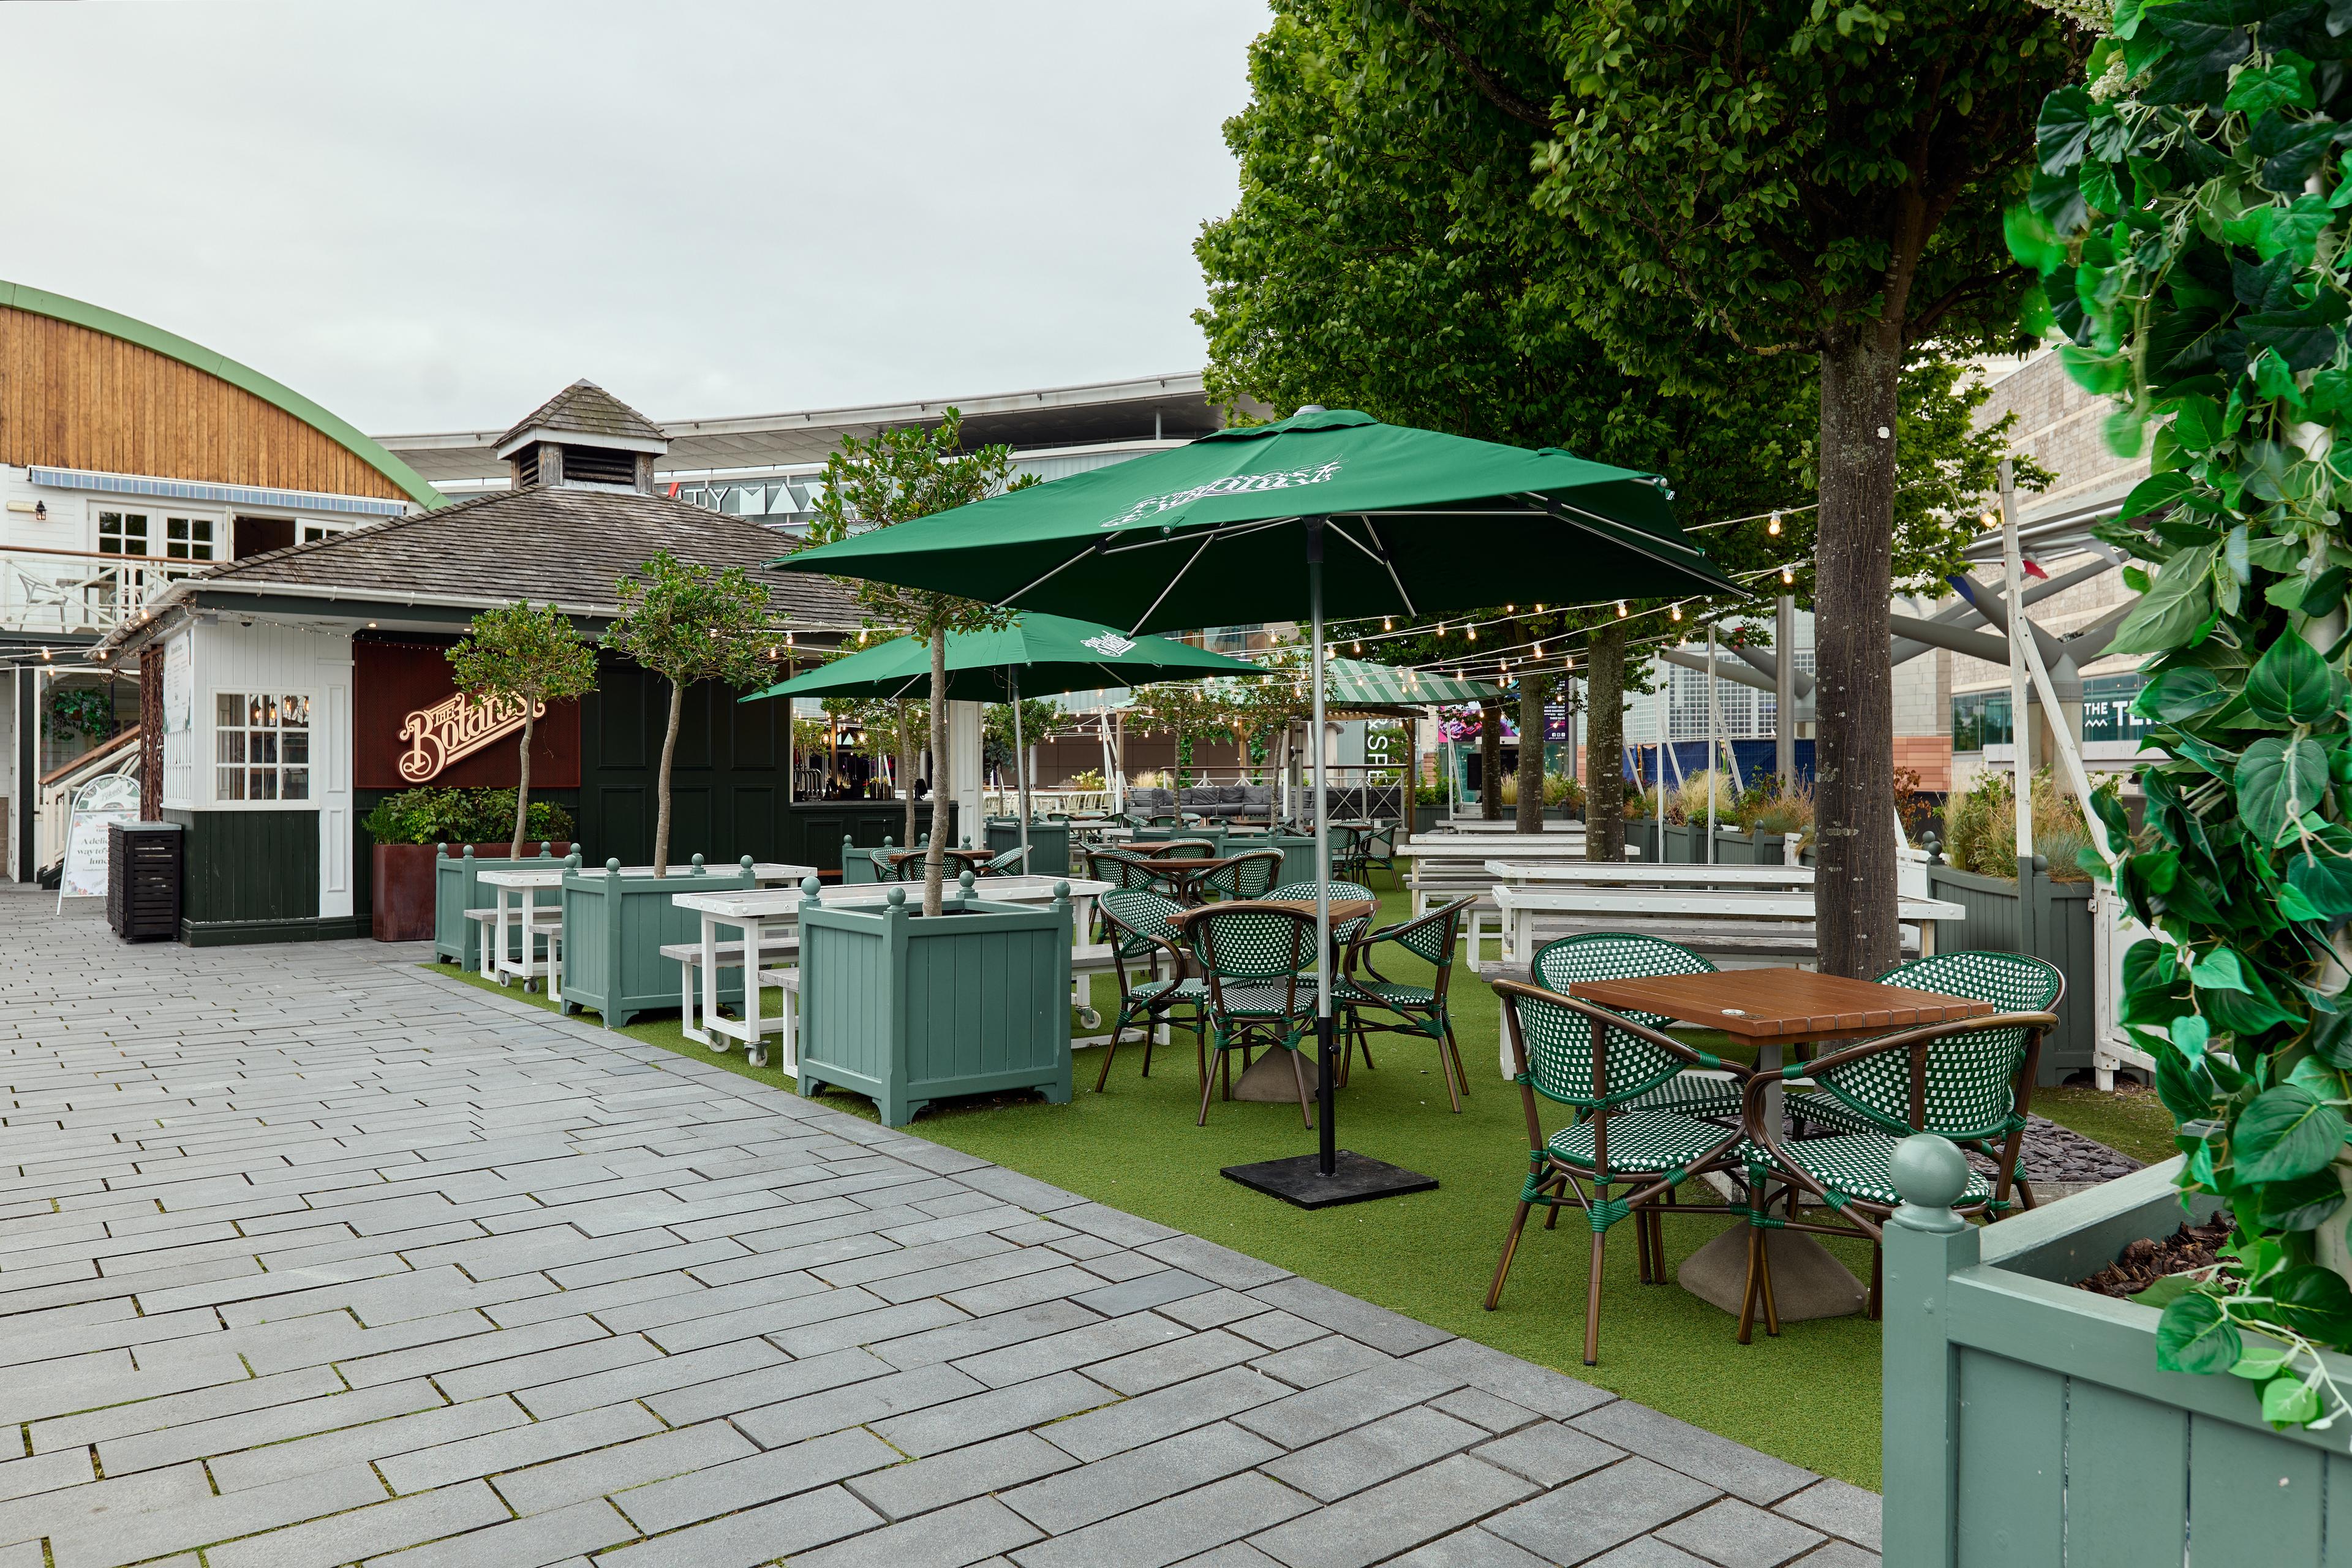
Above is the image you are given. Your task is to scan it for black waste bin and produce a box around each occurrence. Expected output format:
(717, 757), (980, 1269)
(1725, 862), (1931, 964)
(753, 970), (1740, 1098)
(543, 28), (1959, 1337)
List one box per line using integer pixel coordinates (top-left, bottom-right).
(107, 821), (183, 942)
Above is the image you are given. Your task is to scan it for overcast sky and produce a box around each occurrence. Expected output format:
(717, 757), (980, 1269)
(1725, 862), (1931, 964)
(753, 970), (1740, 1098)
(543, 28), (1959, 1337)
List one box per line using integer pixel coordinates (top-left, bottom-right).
(0, 1), (1270, 435)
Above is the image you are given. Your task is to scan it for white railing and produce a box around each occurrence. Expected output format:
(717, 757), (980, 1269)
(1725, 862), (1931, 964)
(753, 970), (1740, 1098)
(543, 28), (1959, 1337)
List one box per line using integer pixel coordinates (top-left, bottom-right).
(982, 787), (1115, 816)
(36, 731), (138, 870)
(0, 546), (192, 637)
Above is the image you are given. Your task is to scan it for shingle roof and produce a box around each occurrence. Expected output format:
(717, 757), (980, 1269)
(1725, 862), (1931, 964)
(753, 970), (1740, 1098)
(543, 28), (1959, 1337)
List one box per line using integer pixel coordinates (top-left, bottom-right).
(496, 380), (668, 451)
(180, 484), (862, 626)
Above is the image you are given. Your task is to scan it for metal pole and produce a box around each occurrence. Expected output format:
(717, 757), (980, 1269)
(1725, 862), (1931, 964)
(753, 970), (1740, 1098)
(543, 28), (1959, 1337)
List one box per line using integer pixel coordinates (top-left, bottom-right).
(1706, 624), (1720, 864)
(1776, 594), (1796, 788)
(1655, 662), (1667, 847)
(2000, 458), (2034, 869)
(1011, 669), (1030, 864)
(1308, 520), (1336, 1177)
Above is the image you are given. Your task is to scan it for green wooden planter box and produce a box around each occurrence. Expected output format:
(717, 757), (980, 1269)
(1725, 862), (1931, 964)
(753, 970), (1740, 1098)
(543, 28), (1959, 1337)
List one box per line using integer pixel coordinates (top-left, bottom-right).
(796, 877), (1073, 1127)
(557, 855), (756, 1028)
(1880, 1143), (2322, 1567)
(1661, 823), (1703, 864)
(986, 818), (1071, 878)
(1924, 862), (2095, 1083)
(432, 843), (572, 969)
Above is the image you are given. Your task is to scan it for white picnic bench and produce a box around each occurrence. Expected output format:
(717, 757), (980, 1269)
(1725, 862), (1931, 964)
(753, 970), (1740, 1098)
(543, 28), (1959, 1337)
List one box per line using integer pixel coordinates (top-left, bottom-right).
(669, 875), (1115, 1074)
(472, 862), (817, 1004)
(1405, 832), (1615, 971)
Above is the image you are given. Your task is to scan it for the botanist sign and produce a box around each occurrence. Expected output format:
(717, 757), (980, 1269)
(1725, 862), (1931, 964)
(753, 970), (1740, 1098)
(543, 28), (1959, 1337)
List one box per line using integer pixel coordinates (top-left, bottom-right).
(397, 692), (543, 782)
(353, 636), (579, 791)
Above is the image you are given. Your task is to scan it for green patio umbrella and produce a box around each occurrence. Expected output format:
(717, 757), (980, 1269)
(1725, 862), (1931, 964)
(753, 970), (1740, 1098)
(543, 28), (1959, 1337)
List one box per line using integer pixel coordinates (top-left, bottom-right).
(744, 611), (1260, 855)
(774, 407), (1741, 1205)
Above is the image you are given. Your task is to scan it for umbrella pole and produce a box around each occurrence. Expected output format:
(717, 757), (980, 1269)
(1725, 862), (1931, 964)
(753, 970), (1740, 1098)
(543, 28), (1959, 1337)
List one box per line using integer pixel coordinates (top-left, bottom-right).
(1013, 671), (1031, 864)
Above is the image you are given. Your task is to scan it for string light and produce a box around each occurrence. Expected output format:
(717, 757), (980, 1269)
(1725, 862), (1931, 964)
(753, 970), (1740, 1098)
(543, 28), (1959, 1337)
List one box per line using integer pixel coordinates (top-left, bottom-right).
(1768, 511), (1782, 536)
(1980, 511), (1999, 530)
(1382, 617), (1392, 631)
(1616, 601), (1627, 618)
(1466, 625), (1477, 641)
(1352, 641), (1361, 653)
(1782, 567), (1795, 586)
(1670, 605), (1682, 621)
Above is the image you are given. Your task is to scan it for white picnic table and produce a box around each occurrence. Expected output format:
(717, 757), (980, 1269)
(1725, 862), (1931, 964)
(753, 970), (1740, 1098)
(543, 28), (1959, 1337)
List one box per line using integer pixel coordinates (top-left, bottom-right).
(670, 874), (1114, 1069)
(475, 862), (817, 1000)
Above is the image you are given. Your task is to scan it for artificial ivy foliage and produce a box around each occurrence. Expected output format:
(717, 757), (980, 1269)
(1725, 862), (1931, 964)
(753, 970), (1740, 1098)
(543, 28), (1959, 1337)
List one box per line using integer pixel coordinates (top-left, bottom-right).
(2017, 0), (2352, 1425)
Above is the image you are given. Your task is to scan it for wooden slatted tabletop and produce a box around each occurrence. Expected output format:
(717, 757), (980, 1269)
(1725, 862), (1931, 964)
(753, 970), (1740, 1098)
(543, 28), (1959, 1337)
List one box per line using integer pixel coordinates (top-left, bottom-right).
(1566, 967), (1991, 1045)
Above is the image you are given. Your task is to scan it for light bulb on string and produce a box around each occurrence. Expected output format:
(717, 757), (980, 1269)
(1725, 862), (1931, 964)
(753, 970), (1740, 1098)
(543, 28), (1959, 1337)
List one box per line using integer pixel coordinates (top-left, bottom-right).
(1352, 641), (1361, 654)
(1382, 617), (1392, 631)
(1768, 511), (1782, 536)
(1467, 625), (1477, 641)
(1980, 511), (1999, 531)
(1671, 604), (1682, 622)
(1506, 604), (1515, 613)
(1616, 601), (1627, 618)
(1782, 567), (1795, 586)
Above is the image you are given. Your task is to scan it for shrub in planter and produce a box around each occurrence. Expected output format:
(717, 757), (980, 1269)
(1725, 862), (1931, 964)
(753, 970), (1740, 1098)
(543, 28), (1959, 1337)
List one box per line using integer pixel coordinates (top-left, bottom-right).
(369, 788), (575, 946)
(796, 875), (1073, 1126)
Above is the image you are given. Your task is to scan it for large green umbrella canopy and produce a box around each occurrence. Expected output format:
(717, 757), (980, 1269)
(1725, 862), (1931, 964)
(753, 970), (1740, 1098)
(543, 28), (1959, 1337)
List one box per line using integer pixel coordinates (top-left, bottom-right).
(772, 407), (1737, 1202)
(768, 407), (1738, 630)
(742, 611), (1258, 704)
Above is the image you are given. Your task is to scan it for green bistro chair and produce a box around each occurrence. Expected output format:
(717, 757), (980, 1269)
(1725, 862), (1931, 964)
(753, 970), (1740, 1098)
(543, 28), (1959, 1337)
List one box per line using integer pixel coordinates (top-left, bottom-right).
(1355, 820), (1401, 888)
(1198, 848), (1285, 902)
(1085, 846), (1164, 892)
(1741, 970), (2059, 1336)
(1183, 902), (1321, 1128)
(1487, 967), (1755, 1366)
(1091, 890), (1209, 1093)
(1524, 933), (1743, 1121)
(976, 845), (1030, 877)
(1336, 897), (1474, 1111)
(1264, 880), (1378, 948)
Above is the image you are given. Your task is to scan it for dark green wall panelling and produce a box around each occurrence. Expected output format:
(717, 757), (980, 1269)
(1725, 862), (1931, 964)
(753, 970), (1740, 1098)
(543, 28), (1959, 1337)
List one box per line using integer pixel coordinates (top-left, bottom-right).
(164, 807), (321, 943)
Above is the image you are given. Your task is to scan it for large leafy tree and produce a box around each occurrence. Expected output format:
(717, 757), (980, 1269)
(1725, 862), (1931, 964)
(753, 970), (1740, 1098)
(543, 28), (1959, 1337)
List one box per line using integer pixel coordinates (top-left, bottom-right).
(2022, 0), (2352, 1423)
(603, 553), (776, 878)
(447, 601), (598, 858)
(1199, 0), (2031, 868)
(802, 411), (1036, 916)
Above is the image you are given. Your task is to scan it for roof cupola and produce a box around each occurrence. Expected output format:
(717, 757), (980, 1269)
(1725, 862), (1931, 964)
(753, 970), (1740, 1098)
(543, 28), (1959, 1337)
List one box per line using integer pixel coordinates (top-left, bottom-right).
(494, 380), (668, 494)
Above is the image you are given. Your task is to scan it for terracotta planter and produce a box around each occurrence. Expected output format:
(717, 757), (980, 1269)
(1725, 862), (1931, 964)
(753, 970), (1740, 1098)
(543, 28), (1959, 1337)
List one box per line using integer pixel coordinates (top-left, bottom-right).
(376, 840), (573, 946)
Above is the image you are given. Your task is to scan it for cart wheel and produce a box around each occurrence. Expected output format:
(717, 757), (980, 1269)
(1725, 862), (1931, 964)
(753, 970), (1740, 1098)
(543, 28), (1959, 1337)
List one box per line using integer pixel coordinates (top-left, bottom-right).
(1077, 1006), (1102, 1030)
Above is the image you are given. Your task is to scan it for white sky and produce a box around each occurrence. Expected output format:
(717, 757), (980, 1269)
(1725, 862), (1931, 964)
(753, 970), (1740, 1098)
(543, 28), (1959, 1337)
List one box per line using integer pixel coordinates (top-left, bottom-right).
(0, 1), (1269, 434)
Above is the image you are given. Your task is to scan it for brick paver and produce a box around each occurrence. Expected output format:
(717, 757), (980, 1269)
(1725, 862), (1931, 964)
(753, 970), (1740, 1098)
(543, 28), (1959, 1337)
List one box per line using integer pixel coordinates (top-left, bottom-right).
(0, 890), (1879, 1565)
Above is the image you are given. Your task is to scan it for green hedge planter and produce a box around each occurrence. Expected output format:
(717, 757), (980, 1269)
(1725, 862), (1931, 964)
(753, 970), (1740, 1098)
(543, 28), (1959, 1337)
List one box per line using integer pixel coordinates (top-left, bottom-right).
(557, 855), (756, 1027)
(1879, 1139), (2320, 1567)
(986, 818), (1071, 878)
(432, 842), (572, 969)
(796, 874), (1073, 1127)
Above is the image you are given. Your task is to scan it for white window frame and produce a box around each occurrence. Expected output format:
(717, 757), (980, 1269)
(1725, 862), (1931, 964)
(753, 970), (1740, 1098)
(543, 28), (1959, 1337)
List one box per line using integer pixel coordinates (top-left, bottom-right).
(209, 688), (317, 809)
(300, 519), (353, 545)
(162, 511), (222, 563)
(94, 504), (156, 558)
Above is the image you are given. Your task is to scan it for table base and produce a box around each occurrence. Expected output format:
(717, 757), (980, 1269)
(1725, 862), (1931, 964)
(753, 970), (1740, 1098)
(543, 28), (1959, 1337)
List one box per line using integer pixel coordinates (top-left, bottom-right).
(1228, 1046), (1321, 1102)
(1676, 1223), (1864, 1322)
(1222, 1150), (1438, 1209)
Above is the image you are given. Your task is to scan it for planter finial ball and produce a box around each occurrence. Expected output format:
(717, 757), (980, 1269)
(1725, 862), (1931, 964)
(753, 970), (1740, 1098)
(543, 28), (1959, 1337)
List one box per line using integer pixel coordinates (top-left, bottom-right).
(692, 854), (706, 875)
(1890, 1134), (1970, 1234)
(437, 843), (448, 859)
(887, 886), (907, 907)
(606, 858), (622, 876)
(959, 870), (976, 897)
(800, 875), (821, 900)
(740, 856), (755, 874)
(461, 845), (474, 861)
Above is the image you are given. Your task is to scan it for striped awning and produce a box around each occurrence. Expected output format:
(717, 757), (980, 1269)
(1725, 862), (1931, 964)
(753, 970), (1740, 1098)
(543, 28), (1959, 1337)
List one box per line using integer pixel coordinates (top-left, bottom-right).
(1318, 657), (1498, 707)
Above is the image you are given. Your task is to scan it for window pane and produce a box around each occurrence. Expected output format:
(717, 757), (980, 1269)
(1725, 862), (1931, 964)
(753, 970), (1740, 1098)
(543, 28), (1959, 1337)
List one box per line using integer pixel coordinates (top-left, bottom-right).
(168, 518), (188, 541)
(282, 695), (309, 727)
(282, 731), (309, 764)
(123, 514), (148, 546)
(282, 767), (309, 801)
(254, 733), (277, 765)
(251, 768), (277, 801)
(217, 693), (243, 728)
(259, 695), (278, 727)
(216, 730), (244, 765)
(217, 767), (245, 801)
(192, 541), (213, 561)
(167, 541), (189, 560)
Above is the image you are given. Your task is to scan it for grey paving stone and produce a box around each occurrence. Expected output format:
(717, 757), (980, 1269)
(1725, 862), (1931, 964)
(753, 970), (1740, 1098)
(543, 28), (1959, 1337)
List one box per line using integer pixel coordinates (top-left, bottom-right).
(951, 1166), (1088, 1214)
(873, 1300), (1099, 1371)
(99, 1377), (447, 1476)
(1091, 1329), (1266, 1395)
(514, 1336), (786, 1419)
(0, 1446), (96, 1506)
(793, 1494), (1044, 1568)
(33, 1365), (347, 1452)
(952, 1310), (1189, 1390)
(1430, 1388), (1544, 1436)
(1157, 1289), (1277, 1331)
(1654, 1498), (1826, 1567)
(205, 1479), (512, 1568)
(1076, 1250), (1174, 1284)
(645, 1344), (893, 1425)
(43, 1464), (390, 1568)
(1226, 1311), (1326, 1352)
(613, 1427), (897, 1534)
(1408, 1338), (1616, 1422)
(380, 1403), (665, 1492)
(1139, 1235), (1292, 1290)
(1245, 1277), (1452, 1357)
(1250, 1334), (1390, 1390)
(1005, 1422), (1282, 1534)
(1232, 1360), (1464, 1450)
(1251, 1451), (1539, 1568)
(734, 1362), (986, 1449)
(1263, 1405), (1489, 1502)
(1485, 1457), (1722, 1566)
(870, 1368), (1117, 1457)
(1771, 1479), (1882, 1550)
(0, 1463), (212, 1554)
(1784, 1544), (1879, 1567)
(1010, 1471), (1314, 1568)
(1387, 1529), (1559, 1568)
(592, 1483), (880, 1568)
(1071, 1269), (1217, 1316)
(493, 1422), (759, 1517)
(356, 1498), (638, 1568)
(1474, 1422), (1627, 1488)
(210, 1396), (533, 1493)
(1172, 1548), (1284, 1568)
(847, 1431), (1079, 1521)
(1041, 1367), (1292, 1463)
(1052, 1202), (1186, 1249)
(1570, 1402), (1818, 1506)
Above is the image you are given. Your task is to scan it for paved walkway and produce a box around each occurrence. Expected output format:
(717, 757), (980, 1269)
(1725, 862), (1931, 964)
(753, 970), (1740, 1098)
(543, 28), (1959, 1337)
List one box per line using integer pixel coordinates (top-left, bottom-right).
(0, 889), (1879, 1567)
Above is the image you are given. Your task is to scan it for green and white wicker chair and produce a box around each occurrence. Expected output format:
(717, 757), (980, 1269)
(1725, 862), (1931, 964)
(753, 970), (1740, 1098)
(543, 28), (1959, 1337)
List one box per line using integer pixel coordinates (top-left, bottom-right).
(1182, 901), (1320, 1128)
(1199, 848), (1286, 902)
(1084, 847), (1164, 892)
(1091, 890), (1208, 1093)
(1787, 949), (2064, 1208)
(1487, 970), (1756, 1366)
(1336, 897), (1475, 1112)
(976, 845), (1030, 876)
(1526, 933), (1744, 1121)
(1354, 820), (1401, 888)
(1264, 880), (1379, 948)
(1740, 990), (2058, 1335)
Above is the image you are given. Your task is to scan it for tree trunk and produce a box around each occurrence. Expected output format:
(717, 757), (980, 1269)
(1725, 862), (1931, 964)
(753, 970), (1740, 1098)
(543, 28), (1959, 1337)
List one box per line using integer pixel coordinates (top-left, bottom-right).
(897, 700), (916, 849)
(1585, 622), (1627, 862)
(1478, 698), (1504, 820)
(1515, 674), (1549, 834)
(653, 677), (684, 877)
(923, 628), (948, 918)
(509, 708), (535, 859)
(1813, 328), (1904, 977)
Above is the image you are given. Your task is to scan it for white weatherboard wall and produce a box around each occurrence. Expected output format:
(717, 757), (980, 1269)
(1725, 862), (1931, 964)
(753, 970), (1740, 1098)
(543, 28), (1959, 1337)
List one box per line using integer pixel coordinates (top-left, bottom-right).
(183, 617), (356, 919)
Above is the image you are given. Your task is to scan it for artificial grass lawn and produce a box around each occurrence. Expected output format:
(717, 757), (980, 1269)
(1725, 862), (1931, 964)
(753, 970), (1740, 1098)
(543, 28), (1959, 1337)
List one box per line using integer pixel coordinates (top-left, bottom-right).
(429, 880), (2173, 1493)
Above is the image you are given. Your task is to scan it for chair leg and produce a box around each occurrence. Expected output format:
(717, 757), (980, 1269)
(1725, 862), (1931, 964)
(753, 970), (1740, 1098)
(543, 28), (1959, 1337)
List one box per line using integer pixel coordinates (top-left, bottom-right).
(1093, 1013), (1126, 1093)
(1736, 1225), (1763, 1346)
(1486, 1196), (1536, 1310)
(1758, 1229), (1782, 1338)
(1287, 1043), (1314, 1131)
(1583, 1226), (1608, 1366)
(1442, 1014), (1471, 1099)
(1633, 1205), (1653, 1286)
(1431, 1016), (1463, 1114)
(1198, 1036), (1223, 1128)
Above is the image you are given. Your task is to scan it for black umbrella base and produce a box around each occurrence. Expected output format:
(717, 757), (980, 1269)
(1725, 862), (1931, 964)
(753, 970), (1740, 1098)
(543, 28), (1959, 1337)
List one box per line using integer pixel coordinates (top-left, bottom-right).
(1221, 1151), (1438, 1209)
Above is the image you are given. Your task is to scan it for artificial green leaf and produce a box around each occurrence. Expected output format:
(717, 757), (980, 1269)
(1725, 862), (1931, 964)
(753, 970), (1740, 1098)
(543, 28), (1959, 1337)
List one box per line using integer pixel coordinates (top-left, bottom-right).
(2237, 735), (2331, 846)
(2287, 846), (2352, 918)
(2234, 1085), (2348, 1184)
(2246, 633), (2337, 724)
(2157, 1292), (2243, 1373)
(2192, 948), (2252, 992)
(2037, 88), (2095, 174)
(2231, 1340), (2294, 1379)
(2223, 62), (2314, 116)
(2269, 1264), (2352, 1344)
(2255, 1167), (2349, 1230)
(2134, 1273), (2201, 1308)
(2156, 1038), (2220, 1121)
(2309, 1008), (2352, 1069)
(2174, 1012), (2213, 1059)
(2122, 469), (2198, 521)
(2110, 546), (2219, 656)
(2263, 1373), (2323, 1426)
(2136, 668), (2231, 721)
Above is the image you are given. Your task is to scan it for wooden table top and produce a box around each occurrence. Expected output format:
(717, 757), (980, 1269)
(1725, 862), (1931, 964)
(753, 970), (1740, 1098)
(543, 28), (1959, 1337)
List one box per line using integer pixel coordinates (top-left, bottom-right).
(1171, 897), (1376, 927)
(1566, 967), (1992, 1043)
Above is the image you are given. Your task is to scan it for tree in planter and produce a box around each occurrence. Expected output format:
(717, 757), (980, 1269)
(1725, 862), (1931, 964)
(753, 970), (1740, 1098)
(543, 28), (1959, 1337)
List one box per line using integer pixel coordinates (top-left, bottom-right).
(800, 410), (1036, 917)
(2020, 0), (2352, 1427)
(602, 553), (775, 878)
(447, 601), (598, 858)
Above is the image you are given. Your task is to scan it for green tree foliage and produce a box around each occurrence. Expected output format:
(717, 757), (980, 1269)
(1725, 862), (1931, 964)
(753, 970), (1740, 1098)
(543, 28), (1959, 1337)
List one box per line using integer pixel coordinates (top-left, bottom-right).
(801, 411), (1036, 913)
(601, 553), (775, 876)
(448, 601), (599, 857)
(2021, 0), (2352, 1426)
(1196, 0), (2044, 864)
